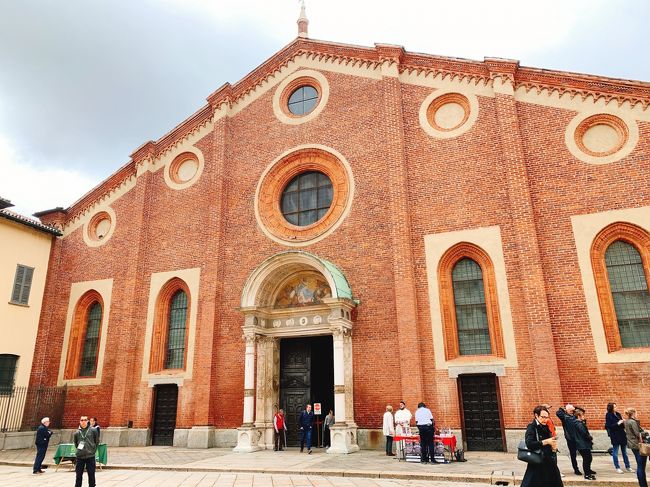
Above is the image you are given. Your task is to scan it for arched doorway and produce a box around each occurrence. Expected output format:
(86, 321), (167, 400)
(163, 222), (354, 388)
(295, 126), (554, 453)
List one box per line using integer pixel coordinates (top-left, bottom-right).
(234, 251), (359, 454)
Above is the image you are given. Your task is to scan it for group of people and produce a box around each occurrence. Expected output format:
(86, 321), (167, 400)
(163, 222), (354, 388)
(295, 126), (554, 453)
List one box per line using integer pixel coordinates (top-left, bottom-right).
(521, 403), (648, 487)
(33, 415), (101, 487)
(272, 404), (334, 453)
(383, 401), (440, 464)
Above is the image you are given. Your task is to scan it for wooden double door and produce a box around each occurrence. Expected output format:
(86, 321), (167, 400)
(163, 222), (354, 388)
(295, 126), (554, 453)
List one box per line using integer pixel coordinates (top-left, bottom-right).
(280, 336), (333, 446)
(458, 374), (505, 451)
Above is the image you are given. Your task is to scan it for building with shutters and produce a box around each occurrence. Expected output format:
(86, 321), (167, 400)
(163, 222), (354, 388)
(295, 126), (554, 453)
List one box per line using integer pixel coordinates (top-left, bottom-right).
(0, 197), (60, 442)
(26, 8), (650, 453)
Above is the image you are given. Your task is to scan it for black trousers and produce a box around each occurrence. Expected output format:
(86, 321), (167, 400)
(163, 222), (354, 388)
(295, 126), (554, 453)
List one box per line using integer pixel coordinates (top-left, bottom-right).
(324, 426), (331, 447)
(33, 445), (47, 473)
(274, 430), (285, 450)
(566, 439), (579, 471)
(385, 435), (393, 455)
(75, 456), (96, 487)
(578, 449), (593, 476)
(417, 425), (435, 463)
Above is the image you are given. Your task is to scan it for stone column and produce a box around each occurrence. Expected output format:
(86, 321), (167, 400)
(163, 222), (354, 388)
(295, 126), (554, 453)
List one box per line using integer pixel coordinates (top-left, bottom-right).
(254, 336), (278, 449)
(328, 326), (359, 454)
(234, 332), (261, 452)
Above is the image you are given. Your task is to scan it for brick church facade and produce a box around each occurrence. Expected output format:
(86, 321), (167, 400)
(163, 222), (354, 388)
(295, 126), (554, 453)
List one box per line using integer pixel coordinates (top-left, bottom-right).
(30, 18), (650, 452)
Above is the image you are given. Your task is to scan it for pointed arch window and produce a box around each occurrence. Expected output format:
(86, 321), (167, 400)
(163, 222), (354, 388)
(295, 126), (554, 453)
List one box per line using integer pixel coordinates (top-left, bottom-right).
(439, 243), (505, 361)
(592, 222), (650, 351)
(150, 278), (191, 373)
(64, 291), (104, 379)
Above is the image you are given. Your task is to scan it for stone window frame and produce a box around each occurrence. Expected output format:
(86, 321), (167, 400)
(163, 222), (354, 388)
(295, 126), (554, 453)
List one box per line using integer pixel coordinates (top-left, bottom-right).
(163, 147), (205, 191)
(591, 221), (650, 353)
(63, 290), (104, 380)
(149, 278), (191, 374)
(438, 242), (506, 361)
(83, 206), (117, 248)
(272, 70), (330, 125)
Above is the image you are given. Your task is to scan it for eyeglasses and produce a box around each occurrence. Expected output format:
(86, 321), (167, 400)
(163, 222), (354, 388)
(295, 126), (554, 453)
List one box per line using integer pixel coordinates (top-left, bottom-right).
(539, 414), (549, 419)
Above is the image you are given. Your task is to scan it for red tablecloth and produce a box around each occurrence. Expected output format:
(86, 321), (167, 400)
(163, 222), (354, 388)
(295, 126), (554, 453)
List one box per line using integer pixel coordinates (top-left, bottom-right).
(394, 434), (457, 451)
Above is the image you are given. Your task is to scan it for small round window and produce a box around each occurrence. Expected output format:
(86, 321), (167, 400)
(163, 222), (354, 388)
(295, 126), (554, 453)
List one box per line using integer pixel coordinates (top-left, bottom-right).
(281, 171), (333, 226)
(287, 86), (319, 116)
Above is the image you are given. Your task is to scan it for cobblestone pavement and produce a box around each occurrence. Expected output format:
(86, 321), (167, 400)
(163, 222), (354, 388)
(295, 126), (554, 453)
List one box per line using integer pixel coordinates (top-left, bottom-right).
(0, 446), (640, 486)
(0, 466), (467, 487)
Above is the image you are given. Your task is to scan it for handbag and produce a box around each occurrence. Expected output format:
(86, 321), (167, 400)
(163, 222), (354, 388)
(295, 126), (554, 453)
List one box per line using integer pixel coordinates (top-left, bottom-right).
(517, 425), (544, 465)
(640, 435), (650, 457)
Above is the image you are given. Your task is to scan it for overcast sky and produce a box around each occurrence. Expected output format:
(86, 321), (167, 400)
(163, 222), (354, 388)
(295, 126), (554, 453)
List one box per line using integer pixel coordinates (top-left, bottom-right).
(0, 0), (648, 216)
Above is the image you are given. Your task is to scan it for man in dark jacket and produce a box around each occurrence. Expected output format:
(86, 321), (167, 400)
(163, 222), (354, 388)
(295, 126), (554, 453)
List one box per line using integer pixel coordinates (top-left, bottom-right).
(556, 405), (581, 475)
(74, 416), (99, 487)
(298, 404), (315, 453)
(558, 407), (596, 480)
(33, 417), (52, 474)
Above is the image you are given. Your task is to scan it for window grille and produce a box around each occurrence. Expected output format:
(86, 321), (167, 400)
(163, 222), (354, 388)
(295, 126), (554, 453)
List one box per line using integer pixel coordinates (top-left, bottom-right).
(605, 240), (650, 348)
(0, 354), (18, 393)
(79, 303), (102, 376)
(452, 258), (492, 355)
(165, 290), (188, 369)
(281, 171), (333, 226)
(287, 85), (318, 115)
(10, 265), (34, 305)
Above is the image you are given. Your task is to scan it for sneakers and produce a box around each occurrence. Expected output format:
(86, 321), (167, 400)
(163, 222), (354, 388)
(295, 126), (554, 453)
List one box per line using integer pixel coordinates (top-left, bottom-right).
(584, 474), (596, 480)
(626, 467), (634, 473)
(616, 468), (624, 474)
(574, 470), (583, 476)
(308, 449), (312, 454)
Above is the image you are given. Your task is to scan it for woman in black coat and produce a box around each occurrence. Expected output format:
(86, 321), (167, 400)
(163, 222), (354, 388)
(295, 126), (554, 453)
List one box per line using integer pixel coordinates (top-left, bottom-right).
(605, 402), (632, 473)
(521, 406), (564, 487)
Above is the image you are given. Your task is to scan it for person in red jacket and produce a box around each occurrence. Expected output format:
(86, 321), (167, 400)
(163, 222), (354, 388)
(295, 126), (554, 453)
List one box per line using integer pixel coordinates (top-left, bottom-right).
(274, 408), (287, 451)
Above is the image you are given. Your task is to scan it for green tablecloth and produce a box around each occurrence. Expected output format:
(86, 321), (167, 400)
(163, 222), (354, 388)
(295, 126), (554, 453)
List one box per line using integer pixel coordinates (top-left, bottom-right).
(53, 443), (107, 465)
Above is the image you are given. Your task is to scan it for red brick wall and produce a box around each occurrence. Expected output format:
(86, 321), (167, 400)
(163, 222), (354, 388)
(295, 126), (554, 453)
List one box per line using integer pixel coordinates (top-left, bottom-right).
(29, 60), (649, 434)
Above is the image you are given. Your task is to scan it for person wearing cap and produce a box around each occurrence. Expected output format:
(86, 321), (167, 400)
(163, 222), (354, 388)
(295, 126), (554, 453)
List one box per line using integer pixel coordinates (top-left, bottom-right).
(557, 404), (581, 475)
(33, 417), (52, 474)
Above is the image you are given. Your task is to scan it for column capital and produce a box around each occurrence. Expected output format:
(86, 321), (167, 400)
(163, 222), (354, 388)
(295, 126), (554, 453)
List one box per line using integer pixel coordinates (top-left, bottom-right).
(242, 330), (258, 345)
(330, 326), (352, 339)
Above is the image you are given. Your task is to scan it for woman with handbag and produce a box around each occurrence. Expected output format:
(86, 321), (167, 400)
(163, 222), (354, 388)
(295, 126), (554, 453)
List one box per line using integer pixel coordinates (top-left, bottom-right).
(521, 405), (564, 487)
(624, 407), (649, 487)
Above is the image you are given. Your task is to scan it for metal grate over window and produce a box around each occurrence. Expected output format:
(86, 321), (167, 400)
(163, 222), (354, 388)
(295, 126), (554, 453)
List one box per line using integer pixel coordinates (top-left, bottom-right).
(79, 302), (102, 376)
(281, 171), (333, 227)
(165, 290), (188, 370)
(605, 240), (650, 348)
(452, 258), (492, 355)
(287, 85), (318, 115)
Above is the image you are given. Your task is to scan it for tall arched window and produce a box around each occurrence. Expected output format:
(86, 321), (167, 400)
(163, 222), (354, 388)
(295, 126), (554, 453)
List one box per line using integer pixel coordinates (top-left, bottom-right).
(439, 243), (505, 361)
(592, 222), (650, 352)
(64, 290), (104, 379)
(452, 258), (492, 355)
(165, 290), (188, 369)
(79, 302), (102, 376)
(150, 278), (190, 373)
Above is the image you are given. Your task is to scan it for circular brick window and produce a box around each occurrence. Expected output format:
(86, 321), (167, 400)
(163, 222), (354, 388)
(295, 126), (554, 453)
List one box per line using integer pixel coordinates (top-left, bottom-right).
(281, 78), (322, 118)
(169, 152), (200, 184)
(256, 147), (352, 245)
(89, 212), (111, 241)
(426, 93), (470, 132)
(575, 114), (627, 157)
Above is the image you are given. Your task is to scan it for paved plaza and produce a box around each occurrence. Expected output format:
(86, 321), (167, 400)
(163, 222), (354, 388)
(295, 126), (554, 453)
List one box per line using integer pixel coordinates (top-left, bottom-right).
(0, 446), (641, 486)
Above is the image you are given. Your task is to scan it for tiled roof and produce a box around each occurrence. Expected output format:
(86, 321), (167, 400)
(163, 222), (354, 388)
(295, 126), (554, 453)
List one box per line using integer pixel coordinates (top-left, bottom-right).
(0, 208), (62, 236)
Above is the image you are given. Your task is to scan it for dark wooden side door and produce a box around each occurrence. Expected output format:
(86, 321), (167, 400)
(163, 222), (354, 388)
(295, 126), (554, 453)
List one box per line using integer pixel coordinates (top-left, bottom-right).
(280, 339), (311, 446)
(459, 374), (504, 451)
(152, 384), (178, 446)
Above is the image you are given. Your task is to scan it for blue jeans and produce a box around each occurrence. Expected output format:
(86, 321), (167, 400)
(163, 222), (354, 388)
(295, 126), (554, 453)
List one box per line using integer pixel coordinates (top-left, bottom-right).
(299, 428), (312, 451)
(612, 443), (631, 469)
(33, 445), (47, 473)
(632, 448), (648, 487)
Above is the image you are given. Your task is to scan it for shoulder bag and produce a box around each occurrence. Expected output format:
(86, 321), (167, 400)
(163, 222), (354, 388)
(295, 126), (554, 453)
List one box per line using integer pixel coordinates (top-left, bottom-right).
(640, 434), (650, 457)
(517, 425), (544, 464)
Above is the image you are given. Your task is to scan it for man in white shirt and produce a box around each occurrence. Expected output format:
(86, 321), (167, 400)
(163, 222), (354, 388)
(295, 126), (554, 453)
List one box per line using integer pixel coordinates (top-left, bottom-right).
(394, 401), (412, 458)
(383, 405), (395, 456)
(415, 402), (436, 464)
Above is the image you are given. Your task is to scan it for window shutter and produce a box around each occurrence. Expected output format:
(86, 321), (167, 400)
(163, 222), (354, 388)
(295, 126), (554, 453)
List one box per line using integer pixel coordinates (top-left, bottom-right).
(11, 265), (25, 303)
(19, 267), (34, 305)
